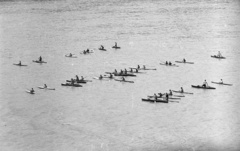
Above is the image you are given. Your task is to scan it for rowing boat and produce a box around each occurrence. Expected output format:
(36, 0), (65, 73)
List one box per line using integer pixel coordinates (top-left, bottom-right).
(66, 80), (87, 83)
(61, 83), (82, 87)
(191, 85), (216, 89)
(129, 67), (157, 70)
(33, 60), (47, 63)
(13, 63), (27, 66)
(172, 90), (193, 94)
(99, 48), (107, 51)
(65, 55), (77, 58)
(26, 90), (35, 94)
(211, 55), (226, 59)
(38, 86), (55, 90)
(142, 98), (168, 103)
(159, 63), (179, 67)
(175, 61), (194, 64)
(147, 96), (181, 100)
(211, 81), (232, 86)
(114, 79), (134, 83)
(112, 46), (121, 49)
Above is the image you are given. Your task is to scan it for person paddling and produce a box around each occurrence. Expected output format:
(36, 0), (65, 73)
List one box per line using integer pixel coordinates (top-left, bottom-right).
(30, 88), (34, 93)
(44, 84), (47, 88)
(169, 90), (173, 96)
(143, 65), (146, 69)
(19, 61), (22, 65)
(114, 69), (117, 74)
(136, 69), (139, 73)
(76, 75), (79, 81)
(122, 77), (126, 81)
(220, 79), (223, 84)
(109, 73), (113, 78)
(100, 45), (104, 49)
(115, 42), (117, 47)
(183, 58), (186, 63)
(180, 87), (184, 93)
(165, 61), (168, 65)
(217, 51), (222, 57)
(165, 93), (169, 102)
(99, 75), (103, 79)
(158, 93), (163, 98)
(202, 80), (208, 87)
(137, 65), (140, 69)
(71, 78), (75, 85)
(39, 56), (42, 62)
(169, 61), (172, 65)
(81, 76), (84, 81)
(154, 93), (158, 101)
(86, 49), (89, 53)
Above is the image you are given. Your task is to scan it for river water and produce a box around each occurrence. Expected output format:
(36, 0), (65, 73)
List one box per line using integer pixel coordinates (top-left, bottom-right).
(0, 0), (240, 150)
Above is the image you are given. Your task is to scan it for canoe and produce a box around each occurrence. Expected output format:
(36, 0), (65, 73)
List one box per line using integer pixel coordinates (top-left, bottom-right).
(159, 63), (179, 67)
(80, 51), (94, 54)
(99, 48), (107, 51)
(211, 55), (226, 59)
(127, 70), (146, 74)
(191, 85), (216, 89)
(175, 61), (194, 64)
(172, 90), (193, 94)
(13, 63), (27, 66)
(114, 79), (134, 83)
(26, 90), (35, 94)
(211, 81), (232, 86)
(129, 67), (157, 70)
(61, 83), (82, 87)
(66, 80), (87, 84)
(147, 96), (181, 100)
(65, 55), (77, 58)
(38, 86), (55, 90)
(142, 98), (168, 103)
(113, 73), (136, 77)
(112, 46), (121, 49)
(33, 60), (47, 63)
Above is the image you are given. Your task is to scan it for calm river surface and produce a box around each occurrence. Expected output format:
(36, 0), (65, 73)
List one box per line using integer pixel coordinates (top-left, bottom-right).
(0, 0), (240, 150)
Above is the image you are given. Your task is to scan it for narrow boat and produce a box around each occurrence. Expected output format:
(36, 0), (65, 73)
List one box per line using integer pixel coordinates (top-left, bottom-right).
(147, 96), (181, 100)
(113, 73), (136, 77)
(13, 63), (27, 66)
(112, 46), (121, 49)
(211, 55), (226, 59)
(99, 48), (107, 51)
(38, 86), (55, 90)
(80, 51), (94, 55)
(93, 77), (109, 80)
(33, 60), (47, 63)
(175, 61), (194, 64)
(129, 67), (157, 70)
(142, 98), (168, 103)
(159, 63), (179, 67)
(66, 80), (87, 84)
(211, 81), (232, 86)
(26, 90), (35, 94)
(127, 70), (146, 74)
(65, 55), (77, 58)
(61, 83), (82, 87)
(114, 79), (134, 83)
(191, 85), (216, 89)
(172, 90), (193, 94)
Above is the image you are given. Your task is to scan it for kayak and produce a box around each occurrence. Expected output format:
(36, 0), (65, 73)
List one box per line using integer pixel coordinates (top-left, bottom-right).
(211, 81), (232, 86)
(175, 61), (194, 64)
(113, 73), (136, 77)
(129, 67), (157, 70)
(211, 55), (226, 59)
(99, 48), (107, 51)
(114, 79), (134, 83)
(172, 90), (193, 94)
(61, 83), (82, 87)
(191, 85), (216, 89)
(80, 51), (94, 55)
(33, 60), (47, 63)
(127, 70), (146, 74)
(26, 90), (35, 94)
(159, 63), (179, 67)
(66, 80), (87, 84)
(13, 63), (27, 66)
(65, 55), (77, 58)
(38, 86), (55, 90)
(142, 98), (168, 103)
(93, 77), (108, 80)
(112, 46), (121, 49)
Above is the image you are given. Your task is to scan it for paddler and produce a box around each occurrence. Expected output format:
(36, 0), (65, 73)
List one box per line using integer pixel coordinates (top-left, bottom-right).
(114, 69), (117, 74)
(136, 69), (139, 73)
(109, 73), (113, 78)
(165, 93), (169, 101)
(169, 61), (172, 65)
(81, 76), (84, 81)
(86, 49), (89, 53)
(19, 61), (22, 65)
(220, 79), (223, 84)
(71, 78), (75, 85)
(169, 90), (173, 96)
(137, 65), (140, 69)
(39, 56), (42, 62)
(76, 75), (79, 81)
(143, 65), (146, 69)
(154, 93), (158, 101)
(180, 87), (184, 93)
(130, 68), (133, 72)
(202, 80), (208, 87)
(124, 68), (128, 74)
(183, 58), (186, 63)
(69, 53), (72, 57)
(158, 93), (163, 98)
(115, 42), (117, 47)
(120, 70), (123, 75)
(165, 61), (168, 65)
(99, 75), (103, 79)
(44, 84), (47, 88)
(100, 45), (104, 49)
(30, 88), (34, 93)
(217, 51), (222, 57)
(122, 77), (126, 81)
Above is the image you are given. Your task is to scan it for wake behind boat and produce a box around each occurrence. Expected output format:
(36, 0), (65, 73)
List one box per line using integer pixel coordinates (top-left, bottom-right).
(211, 81), (232, 86)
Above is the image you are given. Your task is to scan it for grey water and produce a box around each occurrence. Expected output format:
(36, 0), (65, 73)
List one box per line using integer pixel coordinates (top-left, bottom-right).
(0, 0), (240, 150)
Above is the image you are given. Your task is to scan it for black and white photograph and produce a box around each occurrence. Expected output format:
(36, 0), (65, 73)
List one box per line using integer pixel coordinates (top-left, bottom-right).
(0, 0), (240, 150)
